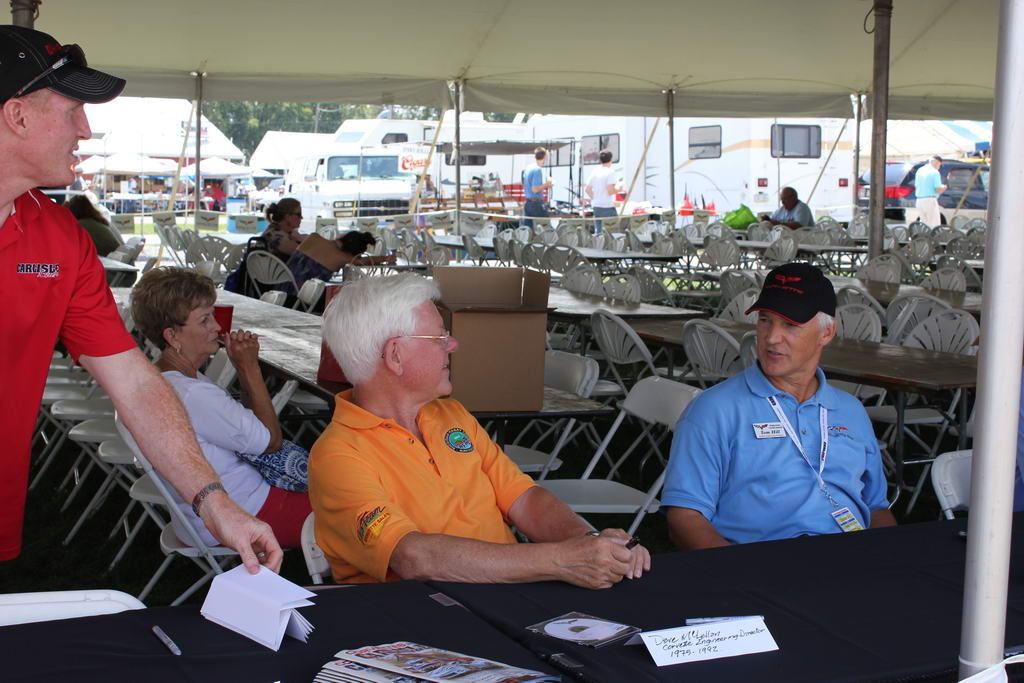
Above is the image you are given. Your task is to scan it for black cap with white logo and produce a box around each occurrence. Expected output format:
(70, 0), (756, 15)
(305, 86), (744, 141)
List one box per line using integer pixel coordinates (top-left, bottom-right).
(0, 25), (125, 103)
(745, 262), (836, 324)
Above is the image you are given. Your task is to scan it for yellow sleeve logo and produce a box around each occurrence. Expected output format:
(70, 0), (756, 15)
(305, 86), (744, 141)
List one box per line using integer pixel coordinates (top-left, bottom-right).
(357, 506), (390, 545)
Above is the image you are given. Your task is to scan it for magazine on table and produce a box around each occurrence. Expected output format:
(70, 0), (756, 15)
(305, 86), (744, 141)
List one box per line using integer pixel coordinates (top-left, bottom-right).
(311, 641), (557, 683)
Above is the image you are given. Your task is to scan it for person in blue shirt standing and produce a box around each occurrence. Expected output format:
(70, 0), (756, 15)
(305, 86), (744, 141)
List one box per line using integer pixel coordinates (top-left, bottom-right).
(914, 155), (947, 227)
(522, 146), (553, 228)
(763, 186), (814, 228)
(662, 262), (897, 549)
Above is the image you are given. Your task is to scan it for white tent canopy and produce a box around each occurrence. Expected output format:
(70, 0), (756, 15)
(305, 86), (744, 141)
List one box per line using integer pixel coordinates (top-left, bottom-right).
(858, 119), (991, 163)
(78, 152), (179, 176)
(180, 157), (251, 178)
(36, 0), (997, 119)
(78, 97), (243, 160)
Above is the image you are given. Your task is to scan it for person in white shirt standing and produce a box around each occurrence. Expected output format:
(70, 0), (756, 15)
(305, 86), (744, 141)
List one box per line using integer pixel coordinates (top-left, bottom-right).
(585, 149), (621, 234)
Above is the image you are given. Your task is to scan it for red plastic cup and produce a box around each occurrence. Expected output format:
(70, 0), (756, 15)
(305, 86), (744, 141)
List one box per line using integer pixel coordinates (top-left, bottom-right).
(213, 305), (234, 336)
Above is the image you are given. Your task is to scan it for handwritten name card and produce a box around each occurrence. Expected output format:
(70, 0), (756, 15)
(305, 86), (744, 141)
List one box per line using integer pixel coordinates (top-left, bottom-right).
(638, 617), (778, 666)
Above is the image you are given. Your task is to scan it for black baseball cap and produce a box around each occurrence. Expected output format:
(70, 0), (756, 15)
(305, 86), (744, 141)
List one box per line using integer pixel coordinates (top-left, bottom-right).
(0, 25), (125, 104)
(745, 262), (836, 324)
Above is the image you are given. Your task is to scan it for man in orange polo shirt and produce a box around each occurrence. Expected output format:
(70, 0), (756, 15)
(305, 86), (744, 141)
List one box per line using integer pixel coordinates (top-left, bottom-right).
(310, 274), (650, 588)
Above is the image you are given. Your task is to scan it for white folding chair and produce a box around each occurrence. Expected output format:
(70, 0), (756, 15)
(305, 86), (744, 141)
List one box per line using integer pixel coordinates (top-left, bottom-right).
(246, 251), (299, 303)
(680, 318), (744, 387)
(296, 278), (327, 312)
(506, 351), (600, 478)
(589, 309), (665, 396)
(715, 289), (759, 324)
(301, 512), (331, 585)
(541, 377), (702, 535)
(602, 274), (642, 303)
(931, 449), (973, 520)
(885, 293), (952, 344)
(260, 290), (288, 306)
(115, 416), (240, 606)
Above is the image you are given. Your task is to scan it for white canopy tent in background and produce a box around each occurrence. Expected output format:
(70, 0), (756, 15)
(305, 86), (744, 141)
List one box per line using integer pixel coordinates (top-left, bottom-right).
(76, 152), (178, 176)
(859, 120), (993, 164)
(78, 97), (243, 161)
(179, 157), (251, 178)
(23, 1), (1024, 678)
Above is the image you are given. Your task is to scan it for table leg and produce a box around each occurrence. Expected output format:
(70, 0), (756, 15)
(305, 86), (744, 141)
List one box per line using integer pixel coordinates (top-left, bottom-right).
(894, 390), (906, 485)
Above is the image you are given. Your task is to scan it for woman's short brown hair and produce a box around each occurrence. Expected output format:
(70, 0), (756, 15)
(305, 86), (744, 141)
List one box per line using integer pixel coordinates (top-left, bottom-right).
(131, 267), (217, 349)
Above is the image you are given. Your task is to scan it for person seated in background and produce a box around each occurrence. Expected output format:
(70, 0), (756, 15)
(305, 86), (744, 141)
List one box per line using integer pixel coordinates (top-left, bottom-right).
(131, 268), (312, 548)
(662, 263), (896, 550)
(763, 186), (814, 229)
(286, 230), (395, 293)
(64, 194), (120, 256)
(308, 274), (650, 587)
(262, 198), (306, 260)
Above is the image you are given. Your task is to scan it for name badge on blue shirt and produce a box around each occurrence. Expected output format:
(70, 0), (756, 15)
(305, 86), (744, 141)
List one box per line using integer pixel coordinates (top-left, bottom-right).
(752, 422), (785, 439)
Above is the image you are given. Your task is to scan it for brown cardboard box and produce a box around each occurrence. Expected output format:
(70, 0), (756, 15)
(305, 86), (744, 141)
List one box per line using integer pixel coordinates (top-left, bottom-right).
(434, 267), (550, 412)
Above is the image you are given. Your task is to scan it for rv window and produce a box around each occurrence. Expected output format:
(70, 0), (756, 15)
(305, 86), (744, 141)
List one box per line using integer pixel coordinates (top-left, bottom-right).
(581, 134), (620, 164)
(326, 155), (414, 180)
(382, 133), (409, 144)
(303, 157), (321, 181)
(771, 124), (821, 158)
(548, 144), (573, 167)
(444, 153), (487, 166)
(688, 126), (721, 159)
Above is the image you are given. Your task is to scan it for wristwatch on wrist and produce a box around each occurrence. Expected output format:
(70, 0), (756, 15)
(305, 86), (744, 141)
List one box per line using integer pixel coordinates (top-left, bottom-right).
(191, 482), (226, 517)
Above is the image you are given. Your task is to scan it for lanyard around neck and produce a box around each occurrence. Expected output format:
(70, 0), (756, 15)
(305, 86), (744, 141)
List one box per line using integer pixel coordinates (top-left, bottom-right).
(766, 395), (834, 505)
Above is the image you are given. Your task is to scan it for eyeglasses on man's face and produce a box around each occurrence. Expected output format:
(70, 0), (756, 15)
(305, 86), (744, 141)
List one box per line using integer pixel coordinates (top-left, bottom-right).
(397, 333), (451, 347)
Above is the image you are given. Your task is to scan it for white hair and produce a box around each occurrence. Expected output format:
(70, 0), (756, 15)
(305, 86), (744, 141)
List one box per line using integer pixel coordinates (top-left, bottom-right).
(322, 274), (440, 384)
(816, 311), (835, 332)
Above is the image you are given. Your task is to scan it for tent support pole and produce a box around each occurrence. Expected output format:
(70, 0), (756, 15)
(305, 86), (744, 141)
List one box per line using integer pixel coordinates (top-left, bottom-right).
(853, 94), (863, 217)
(454, 80), (462, 235)
(958, 0), (1024, 677)
(10, 0), (39, 27)
(193, 71), (205, 222)
(868, 0), (892, 259)
(411, 110), (446, 216)
(667, 89), (676, 224)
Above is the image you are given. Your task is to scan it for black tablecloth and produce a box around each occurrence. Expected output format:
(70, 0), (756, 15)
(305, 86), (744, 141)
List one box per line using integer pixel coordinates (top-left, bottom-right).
(429, 517), (1024, 683)
(0, 581), (557, 683)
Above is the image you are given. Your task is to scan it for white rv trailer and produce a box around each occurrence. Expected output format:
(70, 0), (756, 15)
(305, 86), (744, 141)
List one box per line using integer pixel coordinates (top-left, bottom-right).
(286, 113), (532, 219)
(527, 115), (856, 222)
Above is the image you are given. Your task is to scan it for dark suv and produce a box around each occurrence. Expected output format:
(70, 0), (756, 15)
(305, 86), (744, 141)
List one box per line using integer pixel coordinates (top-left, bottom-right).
(857, 159), (989, 223)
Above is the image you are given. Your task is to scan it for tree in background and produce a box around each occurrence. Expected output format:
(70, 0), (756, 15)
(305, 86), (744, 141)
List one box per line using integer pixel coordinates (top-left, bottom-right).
(204, 102), (517, 161)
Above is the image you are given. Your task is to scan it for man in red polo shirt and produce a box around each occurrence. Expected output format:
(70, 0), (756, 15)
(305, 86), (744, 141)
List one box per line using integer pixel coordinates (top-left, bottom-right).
(0, 25), (282, 572)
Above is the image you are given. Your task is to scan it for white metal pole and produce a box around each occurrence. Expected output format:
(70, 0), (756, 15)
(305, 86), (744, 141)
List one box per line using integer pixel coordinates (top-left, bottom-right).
(454, 80), (462, 235)
(958, 0), (1024, 677)
(193, 72), (205, 220)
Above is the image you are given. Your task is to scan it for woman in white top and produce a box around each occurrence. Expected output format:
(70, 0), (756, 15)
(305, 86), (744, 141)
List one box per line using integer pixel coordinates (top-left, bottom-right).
(131, 267), (311, 548)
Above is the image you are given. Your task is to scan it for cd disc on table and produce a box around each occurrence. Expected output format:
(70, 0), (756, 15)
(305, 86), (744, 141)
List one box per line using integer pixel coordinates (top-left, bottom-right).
(543, 618), (624, 643)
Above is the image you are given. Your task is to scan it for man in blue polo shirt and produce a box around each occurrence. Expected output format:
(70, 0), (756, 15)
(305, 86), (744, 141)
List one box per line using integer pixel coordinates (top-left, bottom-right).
(522, 146), (553, 228)
(662, 263), (896, 549)
(914, 155), (947, 227)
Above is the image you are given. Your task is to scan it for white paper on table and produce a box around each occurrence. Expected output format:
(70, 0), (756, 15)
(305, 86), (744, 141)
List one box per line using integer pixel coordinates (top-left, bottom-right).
(200, 565), (316, 651)
(637, 616), (778, 666)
